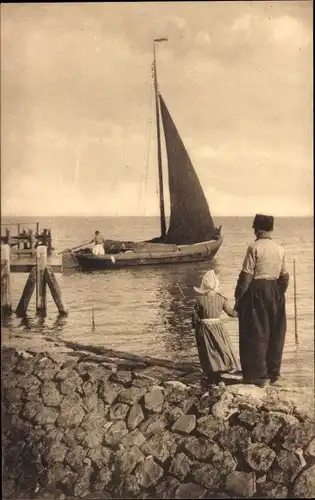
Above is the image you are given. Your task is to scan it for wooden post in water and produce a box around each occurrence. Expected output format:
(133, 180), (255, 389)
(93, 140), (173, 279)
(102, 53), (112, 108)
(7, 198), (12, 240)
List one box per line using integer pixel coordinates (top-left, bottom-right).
(1, 243), (12, 316)
(17, 223), (21, 253)
(44, 266), (67, 315)
(36, 222), (40, 237)
(293, 258), (298, 345)
(16, 267), (36, 317)
(5, 229), (11, 246)
(36, 245), (47, 316)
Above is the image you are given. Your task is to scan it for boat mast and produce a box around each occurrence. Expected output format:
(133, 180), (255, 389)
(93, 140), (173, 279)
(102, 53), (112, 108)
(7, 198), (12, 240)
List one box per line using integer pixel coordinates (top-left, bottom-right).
(153, 38), (167, 239)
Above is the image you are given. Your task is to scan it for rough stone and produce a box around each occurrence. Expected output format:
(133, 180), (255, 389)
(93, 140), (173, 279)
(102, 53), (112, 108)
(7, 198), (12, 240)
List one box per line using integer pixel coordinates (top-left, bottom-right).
(33, 357), (58, 381)
(113, 445), (145, 474)
(45, 442), (68, 464)
(144, 388), (164, 412)
(34, 407), (59, 425)
(117, 386), (147, 405)
(141, 430), (179, 463)
(80, 411), (107, 432)
(225, 471), (256, 497)
(127, 403), (144, 430)
(258, 481), (288, 498)
(184, 436), (221, 461)
(140, 414), (168, 437)
(211, 449), (237, 476)
(56, 396), (85, 428)
(169, 452), (192, 481)
(41, 381), (62, 407)
(103, 420), (128, 446)
(132, 376), (159, 388)
(46, 465), (72, 485)
(217, 425), (251, 452)
(82, 379), (99, 396)
(82, 393), (99, 411)
(238, 408), (263, 428)
(16, 374), (41, 392)
(64, 446), (87, 471)
(305, 437), (315, 457)
(22, 401), (44, 421)
(212, 392), (236, 420)
(178, 395), (199, 413)
(135, 457), (164, 488)
(99, 382), (123, 404)
(5, 388), (23, 403)
(111, 369), (132, 384)
(267, 449), (305, 484)
(267, 411), (299, 427)
(293, 464), (315, 498)
(164, 383), (188, 404)
(73, 467), (92, 498)
(121, 429), (146, 448)
(244, 443), (276, 472)
(163, 404), (185, 424)
(175, 482), (207, 499)
(280, 422), (315, 451)
(87, 446), (112, 468)
(115, 474), (140, 497)
(155, 477), (181, 499)
(192, 463), (221, 490)
(172, 414), (196, 434)
(81, 429), (104, 449)
(252, 414), (282, 444)
(109, 402), (130, 420)
(197, 415), (227, 438)
(92, 469), (112, 492)
(14, 357), (36, 377)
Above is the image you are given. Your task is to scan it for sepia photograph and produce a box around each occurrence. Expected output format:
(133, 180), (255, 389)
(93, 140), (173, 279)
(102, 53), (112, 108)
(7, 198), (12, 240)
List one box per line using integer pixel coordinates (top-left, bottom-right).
(1, 1), (314, 499)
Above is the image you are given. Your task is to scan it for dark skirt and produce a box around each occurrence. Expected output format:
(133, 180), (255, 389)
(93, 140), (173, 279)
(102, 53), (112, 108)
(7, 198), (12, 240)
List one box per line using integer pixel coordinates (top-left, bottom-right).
(238, 279), (286, 382)
(195, 321), (239, 375)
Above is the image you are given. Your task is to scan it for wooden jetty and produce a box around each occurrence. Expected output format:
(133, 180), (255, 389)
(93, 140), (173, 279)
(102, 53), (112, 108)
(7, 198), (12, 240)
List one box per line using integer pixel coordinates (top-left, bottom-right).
(1, 244), (66, 317)
(0, 221), (54, 256)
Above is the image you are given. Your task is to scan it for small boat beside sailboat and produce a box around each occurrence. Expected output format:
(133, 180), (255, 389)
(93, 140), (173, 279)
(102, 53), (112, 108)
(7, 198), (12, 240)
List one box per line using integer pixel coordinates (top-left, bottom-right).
(64, 39), (223, 271)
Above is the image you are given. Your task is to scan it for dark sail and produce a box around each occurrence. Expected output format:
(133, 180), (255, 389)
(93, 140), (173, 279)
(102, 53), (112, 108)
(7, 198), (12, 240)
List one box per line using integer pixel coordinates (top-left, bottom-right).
(159, 93), (216, 245)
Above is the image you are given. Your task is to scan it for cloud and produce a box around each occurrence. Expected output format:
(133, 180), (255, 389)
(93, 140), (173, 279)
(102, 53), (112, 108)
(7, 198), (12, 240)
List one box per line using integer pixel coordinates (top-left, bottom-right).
(271, 15), (311, 48)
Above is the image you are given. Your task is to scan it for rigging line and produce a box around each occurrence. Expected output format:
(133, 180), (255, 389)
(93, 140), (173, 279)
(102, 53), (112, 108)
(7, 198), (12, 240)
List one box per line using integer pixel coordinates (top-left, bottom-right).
(142, 87), (154, 238)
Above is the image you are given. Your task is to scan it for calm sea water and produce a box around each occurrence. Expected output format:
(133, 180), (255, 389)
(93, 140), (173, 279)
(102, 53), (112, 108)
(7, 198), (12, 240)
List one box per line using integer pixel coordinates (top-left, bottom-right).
(1, 216), (314, 391)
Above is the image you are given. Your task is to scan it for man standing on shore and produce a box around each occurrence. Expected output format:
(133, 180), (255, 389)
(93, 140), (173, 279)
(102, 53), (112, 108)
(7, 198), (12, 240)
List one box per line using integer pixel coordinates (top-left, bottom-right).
(234, 214), (289, 387)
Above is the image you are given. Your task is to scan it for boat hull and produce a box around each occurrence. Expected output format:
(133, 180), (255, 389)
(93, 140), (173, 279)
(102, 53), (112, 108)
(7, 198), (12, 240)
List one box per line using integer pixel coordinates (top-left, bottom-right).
(72, 238), (223, 271)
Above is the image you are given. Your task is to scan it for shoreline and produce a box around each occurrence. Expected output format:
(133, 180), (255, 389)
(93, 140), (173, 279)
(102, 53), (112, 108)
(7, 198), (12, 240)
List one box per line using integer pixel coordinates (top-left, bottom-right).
(2, 340), (315, 499)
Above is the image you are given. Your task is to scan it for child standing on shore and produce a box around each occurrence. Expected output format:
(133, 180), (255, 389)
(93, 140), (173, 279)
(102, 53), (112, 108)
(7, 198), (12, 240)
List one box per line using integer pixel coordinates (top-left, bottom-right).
(192, 270), (239, 385)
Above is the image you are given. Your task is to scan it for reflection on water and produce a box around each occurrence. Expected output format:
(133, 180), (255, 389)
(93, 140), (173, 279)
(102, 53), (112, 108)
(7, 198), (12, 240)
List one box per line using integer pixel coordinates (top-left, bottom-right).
(1, 216), (313, 392)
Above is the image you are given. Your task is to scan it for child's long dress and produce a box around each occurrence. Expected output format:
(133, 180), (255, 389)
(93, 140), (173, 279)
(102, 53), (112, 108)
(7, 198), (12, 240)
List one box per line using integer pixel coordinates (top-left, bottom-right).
(192, 291), (239, 375)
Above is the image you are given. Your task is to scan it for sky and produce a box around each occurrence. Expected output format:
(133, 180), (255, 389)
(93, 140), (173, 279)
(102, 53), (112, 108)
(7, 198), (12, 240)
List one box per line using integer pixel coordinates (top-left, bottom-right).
(1, 1), (313, 217)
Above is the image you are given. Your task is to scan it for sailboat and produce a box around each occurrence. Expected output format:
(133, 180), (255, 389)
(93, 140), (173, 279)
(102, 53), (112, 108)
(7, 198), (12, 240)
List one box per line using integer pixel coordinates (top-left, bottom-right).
(71, 39), (223, 271)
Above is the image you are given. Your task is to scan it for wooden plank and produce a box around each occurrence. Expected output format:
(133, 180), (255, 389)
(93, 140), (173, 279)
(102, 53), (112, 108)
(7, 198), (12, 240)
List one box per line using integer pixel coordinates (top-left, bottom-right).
(16, 266), (36, 317)
(45, 265), (67, 315)
(36, 245), (47, 315)
(10, 263), (62, 273)
(1, 243), (12, 315)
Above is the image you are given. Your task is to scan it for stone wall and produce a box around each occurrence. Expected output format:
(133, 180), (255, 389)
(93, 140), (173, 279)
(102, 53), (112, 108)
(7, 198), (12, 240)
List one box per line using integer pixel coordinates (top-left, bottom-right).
(2, 346), (315, 500)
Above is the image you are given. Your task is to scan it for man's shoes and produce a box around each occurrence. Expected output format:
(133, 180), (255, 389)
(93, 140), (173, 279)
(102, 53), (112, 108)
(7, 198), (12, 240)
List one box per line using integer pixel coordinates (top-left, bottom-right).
(269, 376), (283, 386)
(242, 377), (269, 388)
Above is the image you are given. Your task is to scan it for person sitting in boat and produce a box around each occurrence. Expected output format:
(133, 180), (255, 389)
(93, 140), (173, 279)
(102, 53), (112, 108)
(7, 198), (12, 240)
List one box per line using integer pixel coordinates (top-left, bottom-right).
(192, 269), (239, 385)
(91, 231), (105, 256)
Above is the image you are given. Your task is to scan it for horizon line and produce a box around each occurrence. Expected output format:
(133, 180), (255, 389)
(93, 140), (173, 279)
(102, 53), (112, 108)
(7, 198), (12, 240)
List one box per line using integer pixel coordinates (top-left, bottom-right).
(1, 214), (313, 219)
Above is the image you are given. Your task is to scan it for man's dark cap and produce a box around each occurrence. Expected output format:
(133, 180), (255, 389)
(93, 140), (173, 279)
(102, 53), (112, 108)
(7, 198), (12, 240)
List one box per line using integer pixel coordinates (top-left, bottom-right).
(252, 214), (274, 231)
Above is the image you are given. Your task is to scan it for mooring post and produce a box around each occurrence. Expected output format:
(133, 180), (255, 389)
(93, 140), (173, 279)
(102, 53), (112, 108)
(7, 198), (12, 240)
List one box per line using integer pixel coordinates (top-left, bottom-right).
(16, 266), (37, 317)
(5, 229), (11, 246)
(1, 243), (12, 316)
(29, 229), (36, 255)
(36, 245), (47, 316)
(17, 223), (21, 252)
(36, 222), (40, 237)
(44, 266), (67, 315)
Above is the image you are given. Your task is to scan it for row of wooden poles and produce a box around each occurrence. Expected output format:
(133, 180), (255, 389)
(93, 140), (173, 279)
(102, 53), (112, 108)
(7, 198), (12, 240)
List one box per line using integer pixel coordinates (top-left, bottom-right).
(1, 244), (66, 317)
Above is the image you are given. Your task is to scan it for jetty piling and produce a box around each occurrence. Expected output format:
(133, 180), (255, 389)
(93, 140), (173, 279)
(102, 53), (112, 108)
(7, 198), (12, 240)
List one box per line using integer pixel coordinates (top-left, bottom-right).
(1, 242), (66, 317)
(16, 267), (36, 317)
(44, 265), (67, 315)
(36, 245), (47, 315)
(1, 243), (12, 316)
